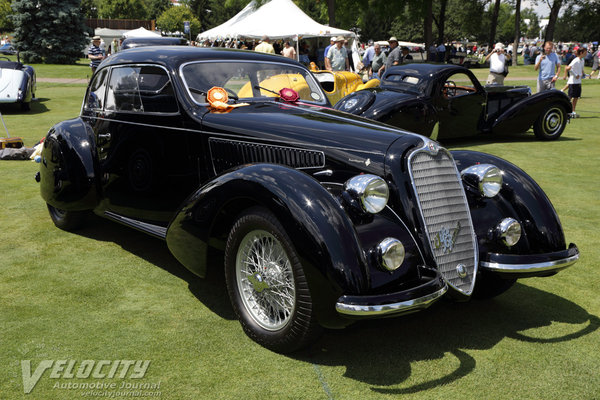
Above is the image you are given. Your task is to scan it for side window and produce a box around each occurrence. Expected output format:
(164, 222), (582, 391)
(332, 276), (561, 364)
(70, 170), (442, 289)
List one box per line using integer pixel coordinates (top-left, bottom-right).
(86, 68), (108, 110)
(105, 66), (142, 112)
(137, 66), (178, 113)
(443, 72), (477, 98)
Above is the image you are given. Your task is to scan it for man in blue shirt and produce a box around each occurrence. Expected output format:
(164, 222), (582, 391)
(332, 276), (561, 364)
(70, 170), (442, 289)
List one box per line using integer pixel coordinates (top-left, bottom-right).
(535, 41), (561, 92)
(362, 40), (374, 69)
(323, 37), (335, 66)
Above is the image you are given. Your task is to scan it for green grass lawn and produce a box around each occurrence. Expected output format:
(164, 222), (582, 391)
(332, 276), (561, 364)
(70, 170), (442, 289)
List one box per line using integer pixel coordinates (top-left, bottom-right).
(1, 66), (599, 399)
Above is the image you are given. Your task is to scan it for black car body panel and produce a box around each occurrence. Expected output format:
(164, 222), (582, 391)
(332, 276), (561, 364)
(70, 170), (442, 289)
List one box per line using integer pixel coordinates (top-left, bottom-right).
(335, 64), (573, 140)
(38, 47), (579, 349)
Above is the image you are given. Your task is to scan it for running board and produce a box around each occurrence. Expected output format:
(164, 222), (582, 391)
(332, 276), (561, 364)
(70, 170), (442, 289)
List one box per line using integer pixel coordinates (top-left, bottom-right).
(104, 211), (167, 240)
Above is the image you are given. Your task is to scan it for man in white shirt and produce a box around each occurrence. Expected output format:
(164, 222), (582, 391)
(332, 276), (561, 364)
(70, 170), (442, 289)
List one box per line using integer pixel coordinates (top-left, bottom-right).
(564, 47), (587, 117)
(485, 42), (511, 85)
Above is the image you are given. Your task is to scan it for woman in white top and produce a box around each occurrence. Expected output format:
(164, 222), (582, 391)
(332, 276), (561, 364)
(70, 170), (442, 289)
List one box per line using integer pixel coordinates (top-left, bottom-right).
(485, 43), (511, 85)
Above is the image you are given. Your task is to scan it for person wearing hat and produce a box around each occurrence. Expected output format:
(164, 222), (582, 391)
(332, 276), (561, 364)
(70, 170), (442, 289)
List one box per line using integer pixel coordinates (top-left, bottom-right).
(401, 46), (413, 63)
(381, 36), (401, 77)
(88, 36), (105, 74)
(325, 36), (349, 71)
(362, 39), (375, 70)
(255, 35), (275, 54)
(485, 42), (511, 85)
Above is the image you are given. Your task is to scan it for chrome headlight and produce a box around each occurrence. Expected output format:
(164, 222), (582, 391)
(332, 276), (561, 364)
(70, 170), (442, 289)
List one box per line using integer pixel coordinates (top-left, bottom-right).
(461, 164), (503, 198)
(497, 218), (521, 246)
(377, 238), (405, 271)
(344, 174), (389, 214)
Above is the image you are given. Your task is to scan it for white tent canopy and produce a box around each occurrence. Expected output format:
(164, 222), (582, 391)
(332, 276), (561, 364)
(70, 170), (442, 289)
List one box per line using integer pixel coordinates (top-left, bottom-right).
(197, 0), (355, 41)
(123, 27), (161, 39)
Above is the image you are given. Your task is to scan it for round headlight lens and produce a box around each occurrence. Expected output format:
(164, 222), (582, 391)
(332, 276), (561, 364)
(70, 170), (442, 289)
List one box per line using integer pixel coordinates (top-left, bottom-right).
(377, 238), (405, 271)
(498, 218), (521, 246)
(344, 174), (389, 214)
(461, 164), (503, 198)
(481, 166), (503, 197)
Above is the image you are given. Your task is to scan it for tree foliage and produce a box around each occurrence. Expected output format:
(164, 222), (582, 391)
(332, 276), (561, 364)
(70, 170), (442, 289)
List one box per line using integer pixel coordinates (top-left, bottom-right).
(0, 0), (13, 31)
(554, 0), (600, 42)
(98, 0), (148, 19)
(156, 5), (201, 36)
(12, 0), (89, 64)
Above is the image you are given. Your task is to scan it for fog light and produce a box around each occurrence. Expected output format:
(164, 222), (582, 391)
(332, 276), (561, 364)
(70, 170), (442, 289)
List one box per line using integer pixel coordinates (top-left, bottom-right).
(498, 218), (521, 246)
(461, 164), (503, 198)
(344, 174), (389, 214)
(377, 238), (405, 272)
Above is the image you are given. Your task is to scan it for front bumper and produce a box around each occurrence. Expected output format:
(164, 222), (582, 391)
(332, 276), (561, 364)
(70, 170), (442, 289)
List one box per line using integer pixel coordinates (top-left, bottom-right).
(335, 267), (447, 318)
(480, 243), (579, 278)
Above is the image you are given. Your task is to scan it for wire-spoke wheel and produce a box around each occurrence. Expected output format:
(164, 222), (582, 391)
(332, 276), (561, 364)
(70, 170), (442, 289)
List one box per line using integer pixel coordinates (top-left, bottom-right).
(225, 207), (321, 353)
(534, 104), (567, 140)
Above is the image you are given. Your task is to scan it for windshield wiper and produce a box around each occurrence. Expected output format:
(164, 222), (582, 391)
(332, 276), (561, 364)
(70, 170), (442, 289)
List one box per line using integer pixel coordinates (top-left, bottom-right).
(254, 85), (280, 97)
(189, 87), (206, 96)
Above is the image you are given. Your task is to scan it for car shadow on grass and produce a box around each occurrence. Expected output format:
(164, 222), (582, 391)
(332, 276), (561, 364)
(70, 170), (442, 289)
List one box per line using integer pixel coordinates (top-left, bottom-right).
(75, 214), (236, 320)
(0, 97), (50, 115)
(298, 284), (599, 394)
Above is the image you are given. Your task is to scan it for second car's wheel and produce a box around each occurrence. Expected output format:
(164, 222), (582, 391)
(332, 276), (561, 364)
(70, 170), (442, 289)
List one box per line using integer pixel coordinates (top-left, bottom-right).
(224, 207), (321, 353)
(472, 271), (516, 299)
(533, 104), (567, 140)
(47, 203), (87, 231)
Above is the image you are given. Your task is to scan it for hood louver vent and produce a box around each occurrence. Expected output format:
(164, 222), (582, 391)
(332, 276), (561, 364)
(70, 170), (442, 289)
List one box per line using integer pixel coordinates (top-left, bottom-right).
(209, 138), (325, 174)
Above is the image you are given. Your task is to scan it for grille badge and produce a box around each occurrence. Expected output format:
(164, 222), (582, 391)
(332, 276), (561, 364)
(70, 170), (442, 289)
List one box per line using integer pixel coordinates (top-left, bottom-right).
(456, 264), (467, 278)
(433, 221), (461, 254)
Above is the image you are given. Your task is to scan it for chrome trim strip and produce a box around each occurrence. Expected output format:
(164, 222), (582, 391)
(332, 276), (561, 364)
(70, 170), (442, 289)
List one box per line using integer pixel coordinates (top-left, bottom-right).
(480, 253), (579, 273)
(335, 284), (447, 317)
(80, 115), (386, 156)
(407, 139), (479, 296)
(104, 211), (167, 240)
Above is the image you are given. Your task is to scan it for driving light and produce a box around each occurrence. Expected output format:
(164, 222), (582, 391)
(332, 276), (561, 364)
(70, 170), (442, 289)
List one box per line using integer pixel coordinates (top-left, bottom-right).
(461, 164), (503, 198)
(497, 218), (521, 246)
(377, 238), (405, 272)
(344, 174), (389, 214)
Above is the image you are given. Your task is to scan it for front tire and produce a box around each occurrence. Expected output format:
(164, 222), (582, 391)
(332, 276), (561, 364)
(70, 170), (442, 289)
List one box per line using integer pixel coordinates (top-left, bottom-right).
(533, 104), (567, 140)
(47, 204), (86, 231)
(224, 207), (321, 353)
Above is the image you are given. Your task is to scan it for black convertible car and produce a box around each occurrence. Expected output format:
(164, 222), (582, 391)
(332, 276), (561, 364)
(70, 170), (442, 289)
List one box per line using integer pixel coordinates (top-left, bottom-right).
(335, 64), (572, 141)
(37, 47), (579, 352)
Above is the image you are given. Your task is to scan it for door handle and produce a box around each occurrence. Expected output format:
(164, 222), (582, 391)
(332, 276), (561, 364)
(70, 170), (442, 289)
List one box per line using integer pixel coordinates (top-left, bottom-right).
(98, 132), (111, 140)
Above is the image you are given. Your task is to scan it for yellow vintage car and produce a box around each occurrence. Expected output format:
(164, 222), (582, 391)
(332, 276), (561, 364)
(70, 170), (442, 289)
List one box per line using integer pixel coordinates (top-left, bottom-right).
(237, 70), (379, 106)
(312, 70), (380, 105)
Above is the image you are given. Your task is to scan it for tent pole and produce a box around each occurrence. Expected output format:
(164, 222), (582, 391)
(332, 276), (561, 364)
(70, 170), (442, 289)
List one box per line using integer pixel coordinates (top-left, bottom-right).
(296, 34), (299, 62)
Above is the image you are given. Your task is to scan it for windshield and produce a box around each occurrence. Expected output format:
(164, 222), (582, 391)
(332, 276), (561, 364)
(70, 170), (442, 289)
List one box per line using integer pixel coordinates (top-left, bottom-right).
(181, 61), (327, 105)
(381, 72), (429, 96)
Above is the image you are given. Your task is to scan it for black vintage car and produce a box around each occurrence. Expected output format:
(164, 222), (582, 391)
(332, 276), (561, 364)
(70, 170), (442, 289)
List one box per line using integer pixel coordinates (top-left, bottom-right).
(37, 47), (579, 352)
(335, 64), (572, 141)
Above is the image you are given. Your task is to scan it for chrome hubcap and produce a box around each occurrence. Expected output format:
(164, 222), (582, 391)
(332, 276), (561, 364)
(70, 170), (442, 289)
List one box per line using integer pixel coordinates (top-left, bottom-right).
(236, 230), (296, 331)
(544, 108), (563, 134)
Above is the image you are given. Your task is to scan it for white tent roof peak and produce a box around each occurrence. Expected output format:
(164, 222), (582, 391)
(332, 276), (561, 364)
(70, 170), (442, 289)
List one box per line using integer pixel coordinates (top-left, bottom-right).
(123, 27), (161, 38)
(198, 0), (354, 41)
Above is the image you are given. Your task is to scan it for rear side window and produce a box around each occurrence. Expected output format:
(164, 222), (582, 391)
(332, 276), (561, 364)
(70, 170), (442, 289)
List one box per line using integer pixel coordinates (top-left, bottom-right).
(105, 65), (178, 114)
(85, 68), (108, 109)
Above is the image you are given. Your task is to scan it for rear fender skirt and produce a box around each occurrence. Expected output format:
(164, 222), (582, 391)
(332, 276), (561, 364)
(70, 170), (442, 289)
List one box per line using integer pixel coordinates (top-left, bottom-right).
(39, 118), (100, 211)
(491, 91), (572, 133)
(451, 150), (567, 256)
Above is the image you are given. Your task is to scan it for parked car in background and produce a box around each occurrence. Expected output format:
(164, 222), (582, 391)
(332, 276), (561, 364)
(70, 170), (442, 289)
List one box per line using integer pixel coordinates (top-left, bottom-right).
(0, 57), (36, 111)
(311, 69), (380, 105)
(38, 47), (579, 352)
(335, 64), (572, 141)
(0, 43), (16, 55)
(121, 36), (188, 50)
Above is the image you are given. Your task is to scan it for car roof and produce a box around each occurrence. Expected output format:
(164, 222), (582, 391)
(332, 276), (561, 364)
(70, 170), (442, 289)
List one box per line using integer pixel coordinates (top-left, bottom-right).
(386, 63), (468, 79)
(101, 46), (305, 70)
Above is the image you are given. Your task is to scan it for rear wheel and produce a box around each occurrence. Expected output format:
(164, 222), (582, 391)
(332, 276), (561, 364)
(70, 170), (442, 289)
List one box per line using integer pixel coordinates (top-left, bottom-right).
(224, 207), (321, 353)
(47, 204), (86, 231)
(533, 104), (567, 140)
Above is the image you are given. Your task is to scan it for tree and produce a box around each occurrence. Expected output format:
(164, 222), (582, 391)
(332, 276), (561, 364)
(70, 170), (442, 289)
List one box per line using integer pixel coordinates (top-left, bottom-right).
(81, 0), (100, 18)
(326, 0), (335, 27)
(513, 0), (521, 65)
(521, 7), (540, 39)
(0, 0), (13, 31)
(98, 0), (148, 19)
(433, 0), (448, 43)
(12, 0), (89, 64)
(554, 0), (600, 42)
(157, 5), (201, 36)
(147, 0), (172, 20)
(488, 0), (501, 45)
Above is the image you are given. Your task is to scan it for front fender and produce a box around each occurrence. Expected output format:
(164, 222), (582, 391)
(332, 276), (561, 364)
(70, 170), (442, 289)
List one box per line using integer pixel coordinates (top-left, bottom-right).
(166, 163), (370, 305)
(451, 150), (567, 259)
(39, 118), (100, 211)
(491, 90), (572, 133)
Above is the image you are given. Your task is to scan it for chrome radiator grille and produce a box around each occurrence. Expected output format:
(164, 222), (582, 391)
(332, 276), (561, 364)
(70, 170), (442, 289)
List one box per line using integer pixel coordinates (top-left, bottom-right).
(409, 147), (478, 295)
